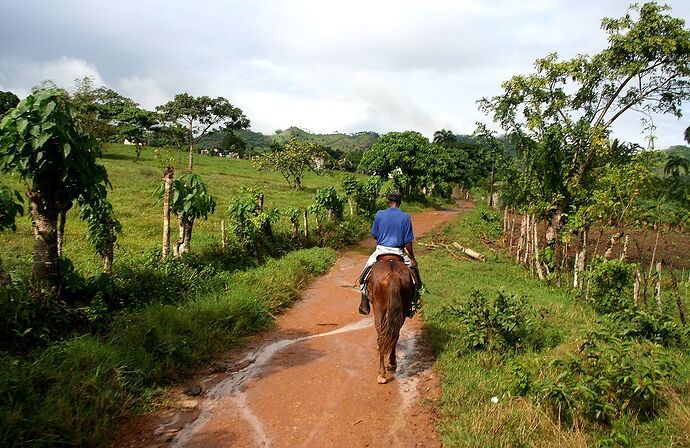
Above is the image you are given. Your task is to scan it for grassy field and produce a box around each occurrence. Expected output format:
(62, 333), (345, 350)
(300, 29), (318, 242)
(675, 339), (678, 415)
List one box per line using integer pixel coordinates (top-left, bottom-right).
(420, 204), (690, 447)
(0, 143), (375, 277)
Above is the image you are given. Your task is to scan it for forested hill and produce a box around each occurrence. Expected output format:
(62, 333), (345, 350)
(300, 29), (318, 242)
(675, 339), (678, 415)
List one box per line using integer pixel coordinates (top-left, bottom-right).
(197, 126), (379, 153)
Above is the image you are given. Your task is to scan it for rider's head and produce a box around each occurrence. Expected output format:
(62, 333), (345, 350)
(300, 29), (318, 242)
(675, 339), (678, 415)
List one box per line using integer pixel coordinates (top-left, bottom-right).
(387, 190), (402, 207)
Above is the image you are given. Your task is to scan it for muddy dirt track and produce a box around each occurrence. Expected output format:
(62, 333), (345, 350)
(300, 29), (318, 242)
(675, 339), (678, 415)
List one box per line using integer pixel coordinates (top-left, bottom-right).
(116, 203), (470, 448)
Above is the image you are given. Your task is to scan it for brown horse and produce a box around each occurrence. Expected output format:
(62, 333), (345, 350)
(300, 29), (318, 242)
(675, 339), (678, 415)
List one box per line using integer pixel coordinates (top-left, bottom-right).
(366, 254), (415, 384)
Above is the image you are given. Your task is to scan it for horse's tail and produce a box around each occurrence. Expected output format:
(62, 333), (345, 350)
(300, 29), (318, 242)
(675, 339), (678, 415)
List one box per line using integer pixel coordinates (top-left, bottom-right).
(378, 273), (405, 360)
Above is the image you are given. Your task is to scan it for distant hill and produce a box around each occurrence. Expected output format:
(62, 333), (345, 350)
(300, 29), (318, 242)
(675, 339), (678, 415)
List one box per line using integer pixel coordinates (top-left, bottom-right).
(664, 145), (690, 159)
(197, 126), (379, 153)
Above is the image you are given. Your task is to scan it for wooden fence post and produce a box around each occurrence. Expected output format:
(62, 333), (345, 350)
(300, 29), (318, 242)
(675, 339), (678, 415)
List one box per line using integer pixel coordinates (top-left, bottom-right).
(303, 209), (309, 238)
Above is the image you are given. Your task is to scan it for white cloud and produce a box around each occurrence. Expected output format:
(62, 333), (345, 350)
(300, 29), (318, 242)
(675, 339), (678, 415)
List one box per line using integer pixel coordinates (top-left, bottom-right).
(0, 0), (688, 147)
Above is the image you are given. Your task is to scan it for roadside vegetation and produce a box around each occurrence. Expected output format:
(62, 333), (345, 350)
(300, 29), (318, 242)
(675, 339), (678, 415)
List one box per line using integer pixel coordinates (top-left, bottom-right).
(421, 204), (690, 447)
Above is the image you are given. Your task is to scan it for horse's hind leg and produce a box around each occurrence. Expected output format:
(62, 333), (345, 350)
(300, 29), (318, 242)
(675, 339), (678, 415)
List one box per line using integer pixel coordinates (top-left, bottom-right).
(387, 333), (399, 372)
(377, 350), (387, 384)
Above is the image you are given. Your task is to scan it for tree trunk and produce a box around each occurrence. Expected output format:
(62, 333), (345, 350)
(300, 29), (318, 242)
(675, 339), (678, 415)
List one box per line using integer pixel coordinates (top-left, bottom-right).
(669, 267), (686, 326)
(604, 231), (624, 259)
(302, 209), (309, 238)
(28, 190), (60, 289)
(533, 215), (545, 280)
(508, 210), (515, 255)
(174, 217), (194, 257)
(135, 143), (142, 162)
(502, 207), (509, 244)
(103, 244), (113, 274)
(633, 268), (641, 307)
(655, 261), (663, 310)
(258, 193), (264, 211)
(162, 167), (174, 259)
(57, 206), (68, 257)
(619, 234), (629, 261)
(295, 176), (302, 190)
(552, 208), (563, 287)
(517, 214), (527, 263)
(648, 226), (661, 280)
(188, 120), (194, 172)
(574, 228), (587, 289)
(348, 198), (354, 216)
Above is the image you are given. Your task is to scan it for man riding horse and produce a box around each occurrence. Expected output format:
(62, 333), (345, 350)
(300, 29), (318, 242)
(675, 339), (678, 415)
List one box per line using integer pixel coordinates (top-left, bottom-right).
(358, 190), (422, 317)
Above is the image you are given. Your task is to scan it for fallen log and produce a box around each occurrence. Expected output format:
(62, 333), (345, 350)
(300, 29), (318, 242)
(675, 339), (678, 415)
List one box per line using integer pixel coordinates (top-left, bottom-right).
(451, 242), (486, 262)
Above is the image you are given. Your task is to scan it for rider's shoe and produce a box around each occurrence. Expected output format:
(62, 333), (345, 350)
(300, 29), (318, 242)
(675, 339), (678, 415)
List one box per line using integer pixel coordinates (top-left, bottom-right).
(358, 292), (370, 315)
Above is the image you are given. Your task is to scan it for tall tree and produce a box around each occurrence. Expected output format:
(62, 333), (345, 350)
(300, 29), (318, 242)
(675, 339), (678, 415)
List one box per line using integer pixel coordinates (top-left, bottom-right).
(114, 104), (160, 161)
(359, 131), (452, 198)
(432, 129), (456, 149)
(0, 90), (110, 289)
(157, 93), (249, 171)
(480, 2), (690, 283)
(664, 154), (690, 177)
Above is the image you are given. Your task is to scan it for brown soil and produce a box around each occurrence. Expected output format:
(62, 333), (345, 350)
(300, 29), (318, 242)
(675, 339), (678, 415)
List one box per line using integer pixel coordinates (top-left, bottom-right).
(113, 202), (472, 448)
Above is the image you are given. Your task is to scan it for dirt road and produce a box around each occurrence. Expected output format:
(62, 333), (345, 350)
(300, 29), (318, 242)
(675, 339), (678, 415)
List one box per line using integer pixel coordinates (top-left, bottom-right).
(117, 204), (468, 448)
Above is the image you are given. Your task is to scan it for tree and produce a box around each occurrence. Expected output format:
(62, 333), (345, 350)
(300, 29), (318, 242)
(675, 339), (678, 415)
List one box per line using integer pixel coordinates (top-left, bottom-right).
(480, 2), (690, 284)
(0, 91), (19, 117)
(78, 196), (121, 273)
(685, 124), (690, 143)
(157, 93), (249, 171)
(0, 90), (109, 289)
(114, 104), (160, 161)
(253, 138), (323, 189)
(432, 129), (456, 149)
(167, 173), (216, 257)
(0, 184), (23, 285)
(664, 153), (690, 177)
(358, 131), (452, 198)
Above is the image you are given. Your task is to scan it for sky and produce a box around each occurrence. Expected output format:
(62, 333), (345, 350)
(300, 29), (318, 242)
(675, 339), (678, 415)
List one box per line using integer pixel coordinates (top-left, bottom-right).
(1, 0), (689, 148)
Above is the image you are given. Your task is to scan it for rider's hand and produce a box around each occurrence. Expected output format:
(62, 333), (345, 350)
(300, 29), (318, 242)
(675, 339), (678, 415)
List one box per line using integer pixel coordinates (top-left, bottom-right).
(410, 258), (418, 268)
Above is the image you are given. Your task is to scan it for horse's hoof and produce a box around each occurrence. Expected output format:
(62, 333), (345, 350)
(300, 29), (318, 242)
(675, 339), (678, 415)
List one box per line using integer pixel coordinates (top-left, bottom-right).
(387, 364), (397, 372)
(377, 375), (387, 384)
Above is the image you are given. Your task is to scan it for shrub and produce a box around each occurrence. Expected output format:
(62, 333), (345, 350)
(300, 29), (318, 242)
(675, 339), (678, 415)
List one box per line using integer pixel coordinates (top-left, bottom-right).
(448, 290), (560, 354)
(605, 308), (689, 347)
(585, 258), (634, 314)
(537, 331), (678, 425)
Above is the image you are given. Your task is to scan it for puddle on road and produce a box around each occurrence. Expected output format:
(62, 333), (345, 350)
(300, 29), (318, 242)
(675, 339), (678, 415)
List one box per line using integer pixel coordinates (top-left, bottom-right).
(171, 318), (429, 448)
(172, 318), (374, 447)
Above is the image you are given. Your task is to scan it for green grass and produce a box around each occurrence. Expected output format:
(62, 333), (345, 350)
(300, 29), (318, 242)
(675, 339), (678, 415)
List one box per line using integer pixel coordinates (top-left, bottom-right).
(420, 204), (690, 447)
(0, 143), (364, 277)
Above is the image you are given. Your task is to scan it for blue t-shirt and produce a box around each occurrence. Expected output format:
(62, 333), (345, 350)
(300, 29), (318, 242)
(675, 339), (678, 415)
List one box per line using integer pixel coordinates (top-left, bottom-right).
(371, 207), (414, 247)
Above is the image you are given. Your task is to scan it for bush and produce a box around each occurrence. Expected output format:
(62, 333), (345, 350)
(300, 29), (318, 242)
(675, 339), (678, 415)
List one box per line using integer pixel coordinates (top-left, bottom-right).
(605, 308), (689, 347)
(585, 258), (635, 314)
(537, 331), (678, 425)
(448, 290), (560, 354)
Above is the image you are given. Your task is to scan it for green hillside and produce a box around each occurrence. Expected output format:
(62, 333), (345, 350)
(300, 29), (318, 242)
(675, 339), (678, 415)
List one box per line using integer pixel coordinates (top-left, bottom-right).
(196, 126), (379, 154)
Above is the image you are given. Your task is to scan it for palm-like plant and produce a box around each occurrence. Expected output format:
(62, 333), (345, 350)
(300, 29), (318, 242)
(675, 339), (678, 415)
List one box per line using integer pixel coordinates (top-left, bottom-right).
(432, 129), (456, 149)
(664, 154), (690, 177)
